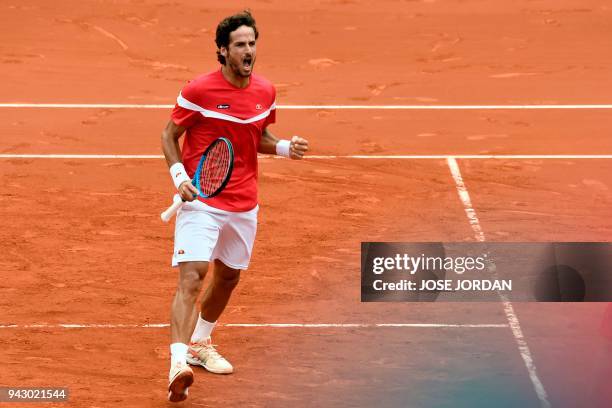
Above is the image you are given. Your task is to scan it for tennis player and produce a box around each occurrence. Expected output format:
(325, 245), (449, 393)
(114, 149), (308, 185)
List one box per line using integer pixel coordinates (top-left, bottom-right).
(161, 10), (309, 402)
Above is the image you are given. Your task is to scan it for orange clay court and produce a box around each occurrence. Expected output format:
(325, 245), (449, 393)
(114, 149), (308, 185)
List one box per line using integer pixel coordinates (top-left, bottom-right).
(1, 1), (611, 407)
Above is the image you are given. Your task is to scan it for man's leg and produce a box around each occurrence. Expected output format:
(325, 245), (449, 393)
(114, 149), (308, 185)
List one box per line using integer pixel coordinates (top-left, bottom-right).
(168, 261), (208, 402)
(187, 260), (240, 374)
(172, 261), (209, 343)
(201, 260), (241, 322)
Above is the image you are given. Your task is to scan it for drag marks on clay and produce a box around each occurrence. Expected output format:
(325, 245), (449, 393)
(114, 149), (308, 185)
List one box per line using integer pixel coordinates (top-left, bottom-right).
(80, 108), (115, 126)
(0, 143), (31, 154)
(366, 82), (403, 97)
(581, 178), (609, 192)
(55, 18), (128, 51)
(465, 133), (509, 141)
(430, 35), (462, 54)
(356, 138), (385, 154)
(308, 58), (341, 69)
(88, 24), (129, 51)
(337, 191), (381, 219)
(121, 14), (159, 29)
(274, 82), (303, 99)
(523, 7), (594, 16)
(1, 53), (45, 65)
(489, 72), (540, 79)
(413, 33), (466, 73)
(54, 16), (191, 80)
(127, 57), (190, 73)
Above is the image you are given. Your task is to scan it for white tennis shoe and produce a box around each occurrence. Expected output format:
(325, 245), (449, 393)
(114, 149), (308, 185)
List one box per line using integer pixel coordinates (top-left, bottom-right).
(187, 337), (234, 374)
(168, 360), (194, 402)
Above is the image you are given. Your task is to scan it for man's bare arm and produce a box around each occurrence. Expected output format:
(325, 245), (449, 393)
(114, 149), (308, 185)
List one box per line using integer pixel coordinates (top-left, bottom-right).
(161, 120), (199, 201)
(258, 127), (280, 155)
(161, 120), (186, 166)
(258, 128), (309, 159)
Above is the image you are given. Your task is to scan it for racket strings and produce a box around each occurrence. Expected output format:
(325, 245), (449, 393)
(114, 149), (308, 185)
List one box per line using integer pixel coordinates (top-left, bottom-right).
(200, 142), (231, 196)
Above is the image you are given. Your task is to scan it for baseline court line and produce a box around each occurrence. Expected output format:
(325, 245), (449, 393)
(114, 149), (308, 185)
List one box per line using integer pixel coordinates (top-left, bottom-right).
(306, 155), (612, 159)
(2, 103), (612, 110)
(1, 154), (611, 160)
(0, 323), (508, 329)
(447, 157), (551, 408)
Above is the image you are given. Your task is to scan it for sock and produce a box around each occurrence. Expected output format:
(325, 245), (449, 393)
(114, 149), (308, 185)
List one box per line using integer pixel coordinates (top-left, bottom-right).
(170, 342), (188, 365)
(190, 314), (216, 343)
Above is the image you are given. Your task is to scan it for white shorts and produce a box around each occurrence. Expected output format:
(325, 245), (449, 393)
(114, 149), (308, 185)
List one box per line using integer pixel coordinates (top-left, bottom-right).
(172, 200), (258, 270)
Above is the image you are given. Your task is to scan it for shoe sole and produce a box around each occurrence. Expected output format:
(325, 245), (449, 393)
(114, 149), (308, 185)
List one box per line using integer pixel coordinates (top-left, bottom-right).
(186, 356), (233, 374)
(168, 369), (194, 402)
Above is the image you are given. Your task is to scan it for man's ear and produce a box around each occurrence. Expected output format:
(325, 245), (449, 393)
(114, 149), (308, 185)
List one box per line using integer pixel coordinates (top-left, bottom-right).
(220, 46), (228, 58)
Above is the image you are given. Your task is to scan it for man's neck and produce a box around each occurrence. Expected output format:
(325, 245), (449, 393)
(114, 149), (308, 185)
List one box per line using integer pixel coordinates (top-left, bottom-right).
(221, 66), (250, 89)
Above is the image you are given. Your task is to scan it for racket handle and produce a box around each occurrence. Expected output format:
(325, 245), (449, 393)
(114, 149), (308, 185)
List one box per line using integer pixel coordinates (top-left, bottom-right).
(160, 194), (184, 222)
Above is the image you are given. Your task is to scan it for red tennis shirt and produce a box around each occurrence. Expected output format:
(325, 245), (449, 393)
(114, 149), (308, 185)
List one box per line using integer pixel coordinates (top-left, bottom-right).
(171, 69), (276, 212)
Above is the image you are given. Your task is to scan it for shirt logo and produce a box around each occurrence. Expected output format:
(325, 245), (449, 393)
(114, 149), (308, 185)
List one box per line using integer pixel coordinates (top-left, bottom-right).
(255, 104), (263, 110)
(217, 104), (230, 109)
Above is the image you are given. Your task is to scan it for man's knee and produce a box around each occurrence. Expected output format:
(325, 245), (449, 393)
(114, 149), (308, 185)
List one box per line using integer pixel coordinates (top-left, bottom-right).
(214, 261), (241, 291)
(178, 262), (208, 300)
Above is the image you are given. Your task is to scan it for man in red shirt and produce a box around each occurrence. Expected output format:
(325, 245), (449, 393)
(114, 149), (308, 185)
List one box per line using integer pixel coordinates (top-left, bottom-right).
(161, 10), (309, 402)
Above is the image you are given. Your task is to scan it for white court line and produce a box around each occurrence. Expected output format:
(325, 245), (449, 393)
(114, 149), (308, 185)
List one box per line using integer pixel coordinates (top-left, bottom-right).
(1, 154), (611, 160)
(0, 154), (165, 159)
(2, 103), (612, 110)
(303, 155), (612, 159)
(446, 157), (551, 408)
(0, 323), (508, 329)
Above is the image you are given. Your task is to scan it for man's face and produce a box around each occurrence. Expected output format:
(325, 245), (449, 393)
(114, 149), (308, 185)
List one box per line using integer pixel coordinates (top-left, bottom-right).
(221, 25), (256, 77)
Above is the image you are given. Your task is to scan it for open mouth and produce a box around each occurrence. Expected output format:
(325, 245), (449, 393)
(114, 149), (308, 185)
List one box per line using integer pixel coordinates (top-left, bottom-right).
(243, 57), (252, 69)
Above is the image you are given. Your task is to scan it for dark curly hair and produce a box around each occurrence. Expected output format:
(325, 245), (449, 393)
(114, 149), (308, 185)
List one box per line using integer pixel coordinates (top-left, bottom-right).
(215, 10), (259, 65)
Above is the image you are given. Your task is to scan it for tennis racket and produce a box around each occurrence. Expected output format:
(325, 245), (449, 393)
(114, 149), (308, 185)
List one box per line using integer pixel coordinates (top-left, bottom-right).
(161, 137), (234, 222)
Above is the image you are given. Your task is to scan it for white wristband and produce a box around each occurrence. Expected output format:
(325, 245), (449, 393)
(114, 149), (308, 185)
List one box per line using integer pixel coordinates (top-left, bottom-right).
(276, 139), (291, 157)
(169, 162), (191, 190)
